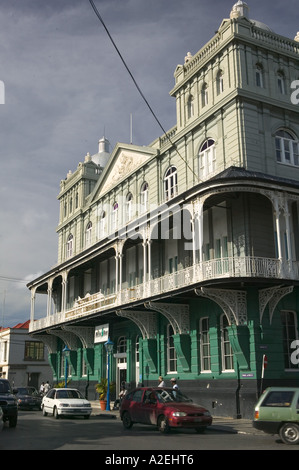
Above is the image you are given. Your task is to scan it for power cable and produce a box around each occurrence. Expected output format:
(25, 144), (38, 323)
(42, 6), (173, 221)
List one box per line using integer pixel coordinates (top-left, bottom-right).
(88, 0), (198, 182)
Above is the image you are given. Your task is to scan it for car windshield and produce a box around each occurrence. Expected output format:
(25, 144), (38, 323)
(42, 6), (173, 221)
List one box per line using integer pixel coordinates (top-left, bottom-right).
(18, 388), (38, 396)
(156, 389), (192, 403)
(56, 390), (83, 399)
(0, 381), (11, 393)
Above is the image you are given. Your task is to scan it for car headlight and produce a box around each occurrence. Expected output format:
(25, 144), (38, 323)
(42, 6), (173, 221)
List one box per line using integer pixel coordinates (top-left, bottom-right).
(172, 411), (187, 417)
(203, 411), (211, 416)
(58, 403), (70, 408)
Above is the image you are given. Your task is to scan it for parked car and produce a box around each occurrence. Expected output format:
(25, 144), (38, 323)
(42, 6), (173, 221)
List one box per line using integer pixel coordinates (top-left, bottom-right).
(253, 387), (299, 444)
(0, 378), (18, 427)
(14, 387), (42, 410)
(42, 388), (92, 419)
(0, 406), (4, 431)
(120, 387), (212, 433)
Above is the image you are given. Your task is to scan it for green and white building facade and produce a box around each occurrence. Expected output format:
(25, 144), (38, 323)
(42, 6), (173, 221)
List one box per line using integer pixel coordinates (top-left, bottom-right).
(28, 1), (299, 418)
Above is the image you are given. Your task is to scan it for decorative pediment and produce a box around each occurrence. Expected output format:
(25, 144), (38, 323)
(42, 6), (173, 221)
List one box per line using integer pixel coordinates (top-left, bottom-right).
(91, 143), (156, 201)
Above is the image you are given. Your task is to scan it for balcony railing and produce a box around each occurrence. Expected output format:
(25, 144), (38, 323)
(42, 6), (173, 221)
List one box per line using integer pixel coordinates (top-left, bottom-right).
(29, 256), (299, 332)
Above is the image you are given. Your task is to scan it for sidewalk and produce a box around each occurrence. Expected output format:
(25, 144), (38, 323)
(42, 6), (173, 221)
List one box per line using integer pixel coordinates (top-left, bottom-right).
(89, 401), (263, 435)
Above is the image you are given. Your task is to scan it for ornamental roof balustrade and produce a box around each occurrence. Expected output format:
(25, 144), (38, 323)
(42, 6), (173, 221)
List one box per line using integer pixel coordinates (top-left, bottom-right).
(29, 255), (299, 333)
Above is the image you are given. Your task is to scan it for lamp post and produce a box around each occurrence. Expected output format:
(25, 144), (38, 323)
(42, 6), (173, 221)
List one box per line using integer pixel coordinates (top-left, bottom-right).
(104, 337), (114, 411)
(62, 345), (70, 388)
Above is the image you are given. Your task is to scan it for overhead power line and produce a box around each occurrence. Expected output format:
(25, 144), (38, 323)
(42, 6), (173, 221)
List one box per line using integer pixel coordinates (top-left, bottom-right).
(0, 275), (27, 284)
(88, 0), (198, 181)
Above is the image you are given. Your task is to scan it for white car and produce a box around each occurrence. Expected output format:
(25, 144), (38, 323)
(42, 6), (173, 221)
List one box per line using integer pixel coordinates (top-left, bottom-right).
(42, 388), (92, 419)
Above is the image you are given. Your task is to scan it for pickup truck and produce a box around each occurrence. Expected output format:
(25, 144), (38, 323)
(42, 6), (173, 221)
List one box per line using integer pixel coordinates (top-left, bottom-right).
(253, 387), (299, 445)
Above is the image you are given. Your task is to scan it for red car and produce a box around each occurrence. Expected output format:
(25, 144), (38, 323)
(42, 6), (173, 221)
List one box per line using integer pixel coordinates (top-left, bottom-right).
(120, 387), (212, 433)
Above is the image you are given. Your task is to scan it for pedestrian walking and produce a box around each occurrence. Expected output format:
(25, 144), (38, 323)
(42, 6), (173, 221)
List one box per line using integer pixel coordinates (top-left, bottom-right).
(170, 378), (179, 393)
(158, 376), (166, 387)
(43, 381), (50, 394)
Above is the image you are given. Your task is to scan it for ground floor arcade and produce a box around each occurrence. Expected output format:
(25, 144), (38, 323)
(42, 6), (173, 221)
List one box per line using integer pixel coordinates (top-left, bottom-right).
(35, 284), (299, 419)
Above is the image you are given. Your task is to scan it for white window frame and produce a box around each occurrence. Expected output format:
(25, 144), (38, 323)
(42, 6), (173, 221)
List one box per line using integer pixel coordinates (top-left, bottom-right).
(167, 324), (177, 373)
(199, 139), (216, 179)
(126, 193), (133, 222)
(66, 234), (73, 258)
(220, 314), (234, 372)
(200, 317), (211, 372)
(140, 182), (148, 213)
(187, 94), (194, 119)
(164, 166), (178, 201)
(85, 221), (92, 247)
(201, 83), (208, 106)
(255, 65), (263, 88)
(111, 202), (118, 233)
(275, 130), (299, 167)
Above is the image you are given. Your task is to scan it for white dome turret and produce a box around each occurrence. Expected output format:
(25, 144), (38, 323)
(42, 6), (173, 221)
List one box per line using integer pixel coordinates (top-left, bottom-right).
(91, 136), (110, 168)
(230, 0), (249, 19)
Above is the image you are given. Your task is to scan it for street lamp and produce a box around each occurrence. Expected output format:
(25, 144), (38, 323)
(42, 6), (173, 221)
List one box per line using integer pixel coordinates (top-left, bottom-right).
(104, 337), (114, 411)
(62, 345), (70, 388)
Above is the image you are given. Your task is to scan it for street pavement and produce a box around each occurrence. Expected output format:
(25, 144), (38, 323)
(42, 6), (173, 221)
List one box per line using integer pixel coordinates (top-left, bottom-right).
(89, 401), (264, 436)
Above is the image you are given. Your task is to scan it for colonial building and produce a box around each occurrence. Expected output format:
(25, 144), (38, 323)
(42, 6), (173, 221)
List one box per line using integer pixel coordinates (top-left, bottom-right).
(0, 321), (52, 389)
(27, 1), (299, 417)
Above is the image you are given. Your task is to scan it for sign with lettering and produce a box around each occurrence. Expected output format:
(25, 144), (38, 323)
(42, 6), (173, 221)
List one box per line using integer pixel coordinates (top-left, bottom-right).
(94, 323), (109, 343)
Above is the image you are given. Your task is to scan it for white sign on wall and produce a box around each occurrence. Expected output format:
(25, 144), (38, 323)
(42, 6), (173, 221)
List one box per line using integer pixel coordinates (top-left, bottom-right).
(94, 324), (109, 343)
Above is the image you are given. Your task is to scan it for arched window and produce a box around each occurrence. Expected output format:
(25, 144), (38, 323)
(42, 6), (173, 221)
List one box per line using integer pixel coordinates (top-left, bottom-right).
(277, 72), (285, 95)
(255, 64), (263, 87)
(111, 202), (118, 233)
(85, 221), (92, 247)
(140, 182), (148, 213)
(199, 139), (216, 178)
(201, 82), (208, 107)
(164, 166), (178, 201)
(187, 94), (194, 119)
(117, 336), (127, 364)
(216, 70), (224, 95)
(66, 234), (73, 258)
(99, 210), (106, 238)
(275, 130), (299, 166)
(167, 324), (177, 373)
(126, 193), (133, 222)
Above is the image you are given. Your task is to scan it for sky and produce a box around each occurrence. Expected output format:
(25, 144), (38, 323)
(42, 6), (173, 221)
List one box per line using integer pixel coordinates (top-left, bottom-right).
(0, 0), (298, 327)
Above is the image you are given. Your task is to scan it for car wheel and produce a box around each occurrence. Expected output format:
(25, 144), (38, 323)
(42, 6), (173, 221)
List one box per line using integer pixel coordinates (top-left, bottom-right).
(42, 405), (48, 416)
(122, 411), (133, 429)
(53, 407), (59, 419)
(158, 415), (170, 434)
(8, 416), (17, 428)
(195, 427), (206, 434)
(279, 422), (299, 445)
(84, 415), (90, 420)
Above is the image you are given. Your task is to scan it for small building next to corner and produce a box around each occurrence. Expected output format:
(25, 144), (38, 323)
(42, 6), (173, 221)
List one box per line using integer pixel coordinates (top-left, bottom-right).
(0, 320), (53, 389)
